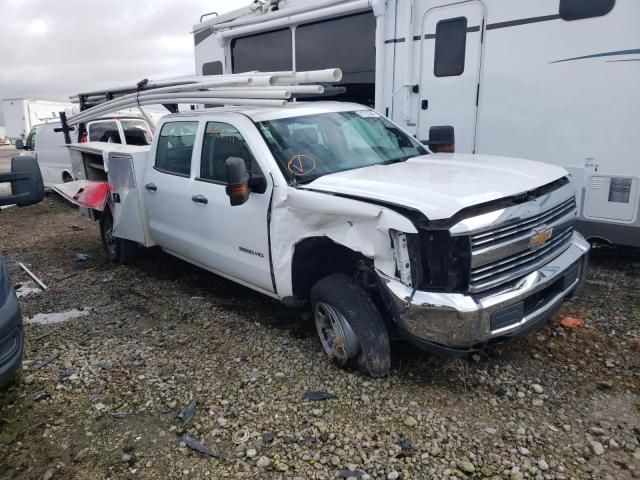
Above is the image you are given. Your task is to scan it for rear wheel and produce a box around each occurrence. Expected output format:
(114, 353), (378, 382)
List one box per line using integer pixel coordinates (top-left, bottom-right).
(310, 273), (390, 378)
(99, 205), (138, 264)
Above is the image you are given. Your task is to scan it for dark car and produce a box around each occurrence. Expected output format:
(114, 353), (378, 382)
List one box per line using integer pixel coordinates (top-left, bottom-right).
(0, 155), (45, 387)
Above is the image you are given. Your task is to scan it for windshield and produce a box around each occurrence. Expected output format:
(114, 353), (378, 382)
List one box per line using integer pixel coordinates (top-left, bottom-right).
(257, 110), (426, 183)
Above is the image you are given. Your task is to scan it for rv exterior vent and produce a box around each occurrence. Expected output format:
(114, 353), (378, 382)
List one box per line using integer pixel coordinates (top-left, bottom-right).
(590, 176), (605, 190)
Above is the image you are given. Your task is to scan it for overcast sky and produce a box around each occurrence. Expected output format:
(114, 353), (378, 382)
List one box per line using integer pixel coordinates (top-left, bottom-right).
(0, 0), (240, 124)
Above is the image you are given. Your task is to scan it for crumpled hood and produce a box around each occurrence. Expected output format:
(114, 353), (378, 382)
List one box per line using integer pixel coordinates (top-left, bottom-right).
(301, 153), (568, 220)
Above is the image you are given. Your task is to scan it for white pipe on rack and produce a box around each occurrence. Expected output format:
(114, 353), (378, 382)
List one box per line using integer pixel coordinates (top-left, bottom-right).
(270, 69), (343, 85)
(68, 88), (293, 124)
(67, 69), (341, 126)
(70, 75), (233, 100)
(71, 77), (254, 119)
(70, 70), (335, 122)
(70, 97), (287, 125)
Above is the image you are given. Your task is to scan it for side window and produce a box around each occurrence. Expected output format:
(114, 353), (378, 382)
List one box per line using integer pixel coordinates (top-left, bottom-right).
(200, 122), (255, 183)
(560, 0), (615, 20)
(433, 17), (468, 77)
(88, 121), (121, 143)
(25, 128), (37, 150)
(202, 61), (223, 76)
(120, 119), (152, 146)
(155, 121), (198, 176)
(231, 28), (292, 73)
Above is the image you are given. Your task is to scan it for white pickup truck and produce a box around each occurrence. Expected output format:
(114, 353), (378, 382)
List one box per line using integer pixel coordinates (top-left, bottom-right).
(57, 101), (589, 377)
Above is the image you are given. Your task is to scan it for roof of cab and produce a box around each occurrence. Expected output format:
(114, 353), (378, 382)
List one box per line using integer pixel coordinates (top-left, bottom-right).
(162, 101), (370, 123)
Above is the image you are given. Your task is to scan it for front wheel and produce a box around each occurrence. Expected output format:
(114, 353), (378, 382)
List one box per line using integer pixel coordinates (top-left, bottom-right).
(310, 273), (390, 378)
(99, 205), (138, 264)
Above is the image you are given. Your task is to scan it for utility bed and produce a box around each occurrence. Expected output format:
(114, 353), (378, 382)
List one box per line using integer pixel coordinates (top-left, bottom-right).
(53, 142), (155, 247)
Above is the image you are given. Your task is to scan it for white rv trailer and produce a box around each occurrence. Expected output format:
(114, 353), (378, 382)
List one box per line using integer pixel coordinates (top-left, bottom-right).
(193, 0), (640, 247)
(2, 98), (74, 142)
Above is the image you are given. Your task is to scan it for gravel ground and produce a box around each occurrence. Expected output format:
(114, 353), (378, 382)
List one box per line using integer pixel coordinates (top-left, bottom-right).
(0, 195), (638, 480)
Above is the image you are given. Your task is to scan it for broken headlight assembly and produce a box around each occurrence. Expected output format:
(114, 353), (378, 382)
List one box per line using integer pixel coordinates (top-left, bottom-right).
(389, 229), (423, 288)
(390, 229), (471, 292)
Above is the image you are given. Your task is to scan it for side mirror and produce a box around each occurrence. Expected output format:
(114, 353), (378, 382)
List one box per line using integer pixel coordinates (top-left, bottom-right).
(15, 139), (24, 149)
(422, 125), (455, 153)
(225, 156), (250, 206)
(0, 156), (45, 207)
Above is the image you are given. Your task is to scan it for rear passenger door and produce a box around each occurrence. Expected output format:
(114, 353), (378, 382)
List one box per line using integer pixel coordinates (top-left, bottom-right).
(188, 118), (274, 293)
(144, 120), (199, 256)
(417, 1), (484, 152)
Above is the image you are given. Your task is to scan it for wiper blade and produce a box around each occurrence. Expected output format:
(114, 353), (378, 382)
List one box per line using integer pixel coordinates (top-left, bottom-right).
(380, 156), (410, 165)
(295, 175), (322, 185)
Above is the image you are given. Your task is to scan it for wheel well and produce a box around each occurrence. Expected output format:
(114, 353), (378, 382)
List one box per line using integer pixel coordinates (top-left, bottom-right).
(291, 237), (370, 301)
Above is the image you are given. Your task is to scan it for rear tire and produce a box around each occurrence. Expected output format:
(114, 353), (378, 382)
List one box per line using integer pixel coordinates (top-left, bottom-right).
(310, 273), (390, 378)
(99, 205), (138, 264)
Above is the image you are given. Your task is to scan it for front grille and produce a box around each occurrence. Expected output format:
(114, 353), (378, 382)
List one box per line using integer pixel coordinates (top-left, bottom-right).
(471, 197), (576, 250)
(469, 197), (576, 292)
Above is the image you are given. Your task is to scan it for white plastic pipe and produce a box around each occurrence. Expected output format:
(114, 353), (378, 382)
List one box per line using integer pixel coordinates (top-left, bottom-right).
(71, 77), (254, 119)
(69, 87), (290, 124)
(270, 69), (343, 85)
(70, 97), (287, 124)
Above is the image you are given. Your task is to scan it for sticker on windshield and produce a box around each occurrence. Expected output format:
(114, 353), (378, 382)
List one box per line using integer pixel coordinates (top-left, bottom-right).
(287, 154), (317, 176)
(355, 110), (380, 118)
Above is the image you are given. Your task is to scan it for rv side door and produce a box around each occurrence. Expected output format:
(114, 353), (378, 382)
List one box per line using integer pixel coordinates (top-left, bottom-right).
(417, 1), (484, 153)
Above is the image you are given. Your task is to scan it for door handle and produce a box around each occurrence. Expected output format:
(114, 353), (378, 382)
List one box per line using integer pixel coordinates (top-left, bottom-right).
(145, 183), (157, 191)
(191, 194), (208, 204)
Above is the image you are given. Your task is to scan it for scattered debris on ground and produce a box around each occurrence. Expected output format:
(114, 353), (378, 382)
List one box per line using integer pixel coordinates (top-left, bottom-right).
(0, 196), (638, 479)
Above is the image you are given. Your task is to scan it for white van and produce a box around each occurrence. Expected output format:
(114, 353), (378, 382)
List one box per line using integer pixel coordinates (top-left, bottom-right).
(18, 117), (153, 186)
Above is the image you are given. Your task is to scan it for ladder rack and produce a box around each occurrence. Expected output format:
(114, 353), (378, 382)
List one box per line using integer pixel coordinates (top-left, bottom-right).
(59, 69), (343, 144)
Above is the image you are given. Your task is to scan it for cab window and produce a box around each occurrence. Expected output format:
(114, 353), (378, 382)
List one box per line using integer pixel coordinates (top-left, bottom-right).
(121, 119), (152, 146)
(88, 121), (121, 143)
(155, 121), (198, 176)
(199, 122), (255, 183)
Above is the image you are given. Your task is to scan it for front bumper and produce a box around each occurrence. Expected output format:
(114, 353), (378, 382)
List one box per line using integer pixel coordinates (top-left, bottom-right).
(379, 231), (590, 354)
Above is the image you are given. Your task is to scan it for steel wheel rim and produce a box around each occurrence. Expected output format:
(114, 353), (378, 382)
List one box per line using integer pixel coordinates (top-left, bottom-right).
(314, 302), (359, 364)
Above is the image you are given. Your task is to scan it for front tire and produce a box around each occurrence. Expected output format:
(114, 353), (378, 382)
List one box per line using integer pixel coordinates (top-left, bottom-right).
(310, 273), (390, 378)
(99, 205), (138, 264)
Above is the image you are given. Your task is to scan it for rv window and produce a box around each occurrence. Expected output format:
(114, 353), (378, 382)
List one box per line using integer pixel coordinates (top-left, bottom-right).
(559, 0), (615, 20)
(202, 61), (223, 76)
(231, 28), (292, 73)
(199, 122), (255, 183)
(155, 121), (198, 176)
(434, 17), (467, 77)
(295, 12), (376, 105)
(88, 121), (121, 144)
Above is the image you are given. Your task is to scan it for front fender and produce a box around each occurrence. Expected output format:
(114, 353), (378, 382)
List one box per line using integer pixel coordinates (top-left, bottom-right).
(270, 187), (418, 298)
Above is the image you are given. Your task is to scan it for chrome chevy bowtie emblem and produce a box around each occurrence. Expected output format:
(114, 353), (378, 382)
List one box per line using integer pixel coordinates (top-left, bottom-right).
(529, 226), (553, 250)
